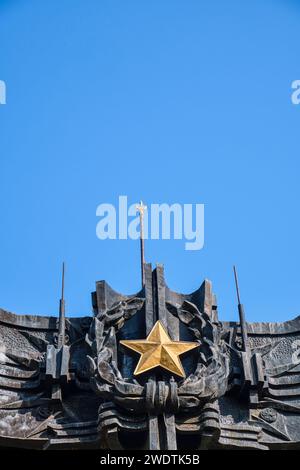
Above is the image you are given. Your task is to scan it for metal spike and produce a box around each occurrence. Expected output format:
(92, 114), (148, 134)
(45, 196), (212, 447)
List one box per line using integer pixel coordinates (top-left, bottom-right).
(57, 262), (66, 349)
(233, 265), (249, 352)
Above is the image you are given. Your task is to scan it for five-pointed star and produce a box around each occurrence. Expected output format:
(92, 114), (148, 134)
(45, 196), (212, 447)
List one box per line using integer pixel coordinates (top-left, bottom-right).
(120, 321), (199, 378)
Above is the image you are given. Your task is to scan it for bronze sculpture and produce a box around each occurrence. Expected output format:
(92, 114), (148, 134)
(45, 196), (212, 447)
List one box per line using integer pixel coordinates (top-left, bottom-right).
(0, 262), (300, 450)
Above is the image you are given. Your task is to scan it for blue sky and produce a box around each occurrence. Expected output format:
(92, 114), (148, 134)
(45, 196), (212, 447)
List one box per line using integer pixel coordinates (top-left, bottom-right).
(0, 0), (299, 322)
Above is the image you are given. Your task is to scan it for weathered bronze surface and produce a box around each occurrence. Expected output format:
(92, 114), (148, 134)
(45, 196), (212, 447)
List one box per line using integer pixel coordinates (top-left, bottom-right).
(0, 263), (300, 450)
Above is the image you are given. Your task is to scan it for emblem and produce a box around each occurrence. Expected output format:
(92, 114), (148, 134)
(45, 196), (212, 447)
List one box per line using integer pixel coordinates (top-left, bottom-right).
(85, 263), (230, 449)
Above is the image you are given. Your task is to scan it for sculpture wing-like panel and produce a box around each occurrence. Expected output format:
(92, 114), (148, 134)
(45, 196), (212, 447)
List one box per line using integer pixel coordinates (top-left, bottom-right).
(0, 309), (100, 449)
(220, 315), (300, 449)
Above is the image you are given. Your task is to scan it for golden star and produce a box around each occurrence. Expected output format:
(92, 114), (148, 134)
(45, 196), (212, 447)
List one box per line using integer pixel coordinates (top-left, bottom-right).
(120, 321), (199, 378)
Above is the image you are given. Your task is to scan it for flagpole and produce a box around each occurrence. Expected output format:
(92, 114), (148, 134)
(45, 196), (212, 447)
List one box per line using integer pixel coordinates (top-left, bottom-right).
(136, 201), (147, 287)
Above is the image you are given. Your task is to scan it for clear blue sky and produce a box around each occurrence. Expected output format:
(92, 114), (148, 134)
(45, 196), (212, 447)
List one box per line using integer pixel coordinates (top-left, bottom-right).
(0, 0), (299, 322)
